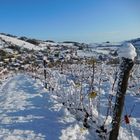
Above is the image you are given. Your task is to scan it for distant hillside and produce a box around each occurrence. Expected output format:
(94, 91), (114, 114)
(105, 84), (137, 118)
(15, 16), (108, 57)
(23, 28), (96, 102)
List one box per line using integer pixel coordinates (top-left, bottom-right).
(127, 38), (140, 47)
(0, 32), (140, 51)
(1, 33), (89, 51)
(0, 33), (43, 50)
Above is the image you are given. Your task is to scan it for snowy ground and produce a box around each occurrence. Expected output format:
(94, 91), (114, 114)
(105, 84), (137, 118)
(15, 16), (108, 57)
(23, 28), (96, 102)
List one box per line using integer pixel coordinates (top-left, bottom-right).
(0, 74), (89, 140)
(0, 72), (140, 140)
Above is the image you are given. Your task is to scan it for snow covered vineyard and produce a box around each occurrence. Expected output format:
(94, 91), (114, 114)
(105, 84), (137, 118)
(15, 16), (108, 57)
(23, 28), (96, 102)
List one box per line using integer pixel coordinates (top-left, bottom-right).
(0, 34), (140, 140)
(0, 74), (89, 140)
(0, 63), (140, 140)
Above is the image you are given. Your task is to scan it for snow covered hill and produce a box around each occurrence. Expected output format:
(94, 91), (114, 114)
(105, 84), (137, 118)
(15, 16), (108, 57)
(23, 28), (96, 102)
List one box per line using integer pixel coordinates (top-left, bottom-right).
(0, 34), (44, 50)
(0, 33), (80, 51)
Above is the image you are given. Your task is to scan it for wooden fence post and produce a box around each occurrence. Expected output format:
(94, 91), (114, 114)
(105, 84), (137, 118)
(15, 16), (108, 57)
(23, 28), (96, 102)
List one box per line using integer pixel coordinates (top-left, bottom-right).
(109, 43), (136, 140)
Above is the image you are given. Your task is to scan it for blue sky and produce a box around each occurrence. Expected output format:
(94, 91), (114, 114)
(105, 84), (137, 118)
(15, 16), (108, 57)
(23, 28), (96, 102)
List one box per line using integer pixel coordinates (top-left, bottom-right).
(0, 0), (140, 43)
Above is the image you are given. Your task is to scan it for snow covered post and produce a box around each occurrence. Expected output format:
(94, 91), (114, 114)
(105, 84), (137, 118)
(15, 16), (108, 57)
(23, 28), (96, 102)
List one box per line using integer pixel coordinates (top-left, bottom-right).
(43, 56), (47, 89)
(109, 43), (137, 140)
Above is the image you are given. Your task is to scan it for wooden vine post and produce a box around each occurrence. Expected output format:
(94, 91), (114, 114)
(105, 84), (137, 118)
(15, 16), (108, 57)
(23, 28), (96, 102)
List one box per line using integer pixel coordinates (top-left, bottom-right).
(43, 56), (47, 89)
(109, 43), (137, 140)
